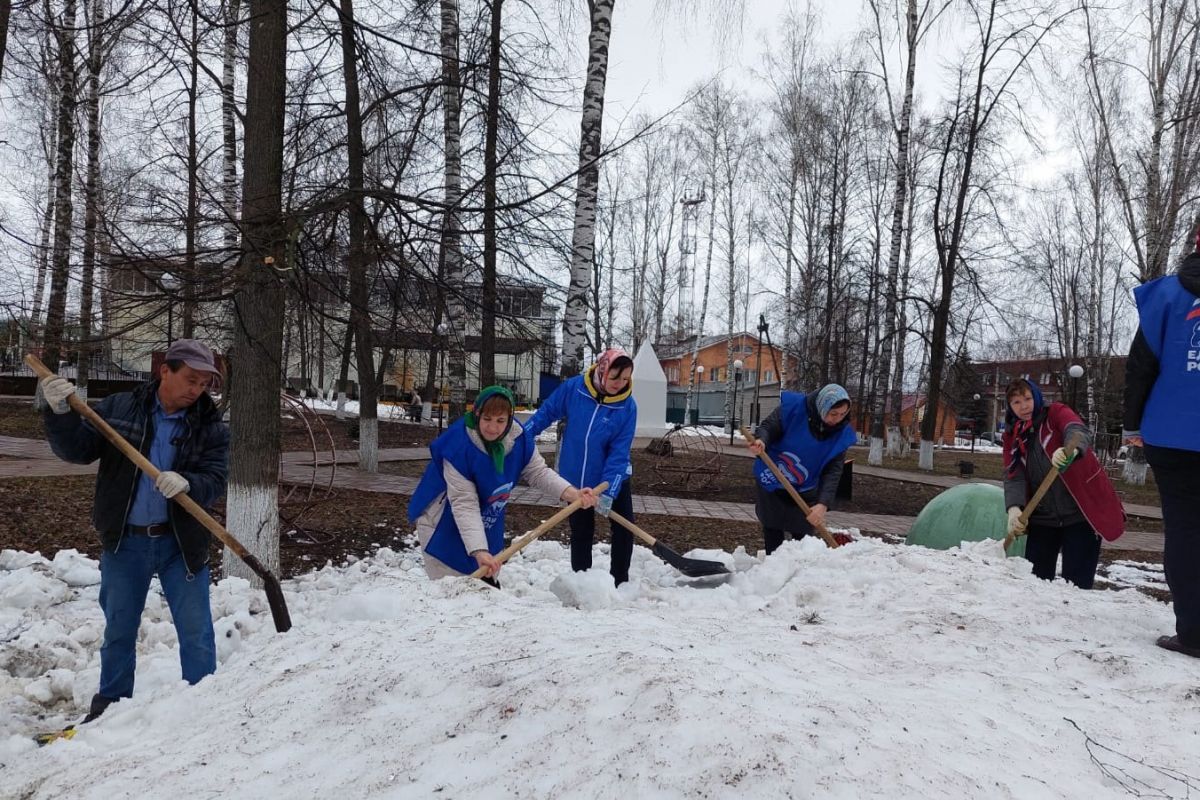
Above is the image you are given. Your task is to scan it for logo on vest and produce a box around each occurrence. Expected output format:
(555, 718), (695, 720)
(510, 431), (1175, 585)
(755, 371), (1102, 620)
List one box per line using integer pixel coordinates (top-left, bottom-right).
(482, 482), (514, 529)
(760, 451), (810, 488)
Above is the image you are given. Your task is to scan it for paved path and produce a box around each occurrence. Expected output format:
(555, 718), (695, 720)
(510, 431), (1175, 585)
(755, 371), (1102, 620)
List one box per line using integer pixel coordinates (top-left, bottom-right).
(0, 434), (1163, 551)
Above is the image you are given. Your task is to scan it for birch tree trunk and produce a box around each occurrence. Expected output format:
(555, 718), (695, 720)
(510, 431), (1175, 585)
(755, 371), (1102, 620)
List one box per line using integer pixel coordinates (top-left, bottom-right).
(224, 0), (287, 584)
(560, 0), (614, 378)
(78, 0), (104, 396)
(868, 0), (919, 466)
(40, 0), (78, 370)
(440, 0), (467, 417)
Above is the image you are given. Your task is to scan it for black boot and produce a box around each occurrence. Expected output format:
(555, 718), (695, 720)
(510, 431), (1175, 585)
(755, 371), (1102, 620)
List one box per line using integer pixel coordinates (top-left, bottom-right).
(1157, 635), (1200, 659)
(82, 694), (117, 724)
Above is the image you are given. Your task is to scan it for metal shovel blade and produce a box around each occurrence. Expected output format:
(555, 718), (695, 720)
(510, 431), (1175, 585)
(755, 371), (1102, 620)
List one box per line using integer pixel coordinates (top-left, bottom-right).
(650, 540), (730, 577)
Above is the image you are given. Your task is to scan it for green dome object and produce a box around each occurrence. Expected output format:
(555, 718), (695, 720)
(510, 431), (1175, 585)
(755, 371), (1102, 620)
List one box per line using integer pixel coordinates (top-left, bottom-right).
(905, 483), (1026, 558)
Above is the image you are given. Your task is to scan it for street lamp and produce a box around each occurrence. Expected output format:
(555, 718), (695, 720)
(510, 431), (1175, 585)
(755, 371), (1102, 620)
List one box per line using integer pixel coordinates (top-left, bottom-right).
(1067, 363), (1084, 411)
(436, 321), (449, 430)
(729, 359), (743, 445)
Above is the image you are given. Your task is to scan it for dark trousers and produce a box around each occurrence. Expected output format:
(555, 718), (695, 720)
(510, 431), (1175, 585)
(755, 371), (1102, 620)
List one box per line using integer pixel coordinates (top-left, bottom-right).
(1150, 457), (1200, 646)
(1024, 519), (1101, 589)
(568, 481), (634, 585)
(760, 488), (820, 555)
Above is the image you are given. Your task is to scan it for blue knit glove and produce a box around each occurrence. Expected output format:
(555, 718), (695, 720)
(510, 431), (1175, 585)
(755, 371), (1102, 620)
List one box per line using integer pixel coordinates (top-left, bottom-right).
(596, 493), (613, 517)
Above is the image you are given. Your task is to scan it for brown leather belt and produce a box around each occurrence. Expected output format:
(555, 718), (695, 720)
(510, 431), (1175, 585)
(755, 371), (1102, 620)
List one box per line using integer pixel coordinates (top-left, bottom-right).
(127, 523), (171, 537)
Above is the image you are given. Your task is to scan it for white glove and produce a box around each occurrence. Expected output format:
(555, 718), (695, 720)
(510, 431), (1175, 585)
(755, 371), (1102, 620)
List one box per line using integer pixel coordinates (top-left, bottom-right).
(155, 471), (190, 499)
(39, 376), (76, 414)
(1006, 506), (1027, 537)
(596, 494), (613, 517)
(1050, 446), (1077, 472)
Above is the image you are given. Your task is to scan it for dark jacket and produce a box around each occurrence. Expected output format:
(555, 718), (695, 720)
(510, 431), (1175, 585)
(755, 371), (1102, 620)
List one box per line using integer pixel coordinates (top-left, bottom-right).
(43, 381), (229, 575)
(754, 393), (850, 508)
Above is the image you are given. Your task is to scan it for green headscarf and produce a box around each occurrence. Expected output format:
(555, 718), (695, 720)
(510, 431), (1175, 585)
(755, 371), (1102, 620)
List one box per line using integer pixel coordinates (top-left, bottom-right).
(465, 385), (516, 473)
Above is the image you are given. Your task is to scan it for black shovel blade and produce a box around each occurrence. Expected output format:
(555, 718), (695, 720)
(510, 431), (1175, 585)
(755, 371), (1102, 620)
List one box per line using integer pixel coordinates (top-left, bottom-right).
(651, 540), (730, 577)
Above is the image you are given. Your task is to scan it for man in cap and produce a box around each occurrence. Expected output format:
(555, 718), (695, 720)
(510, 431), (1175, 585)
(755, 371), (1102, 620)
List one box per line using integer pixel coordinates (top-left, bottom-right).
(39, 339), (229, 723)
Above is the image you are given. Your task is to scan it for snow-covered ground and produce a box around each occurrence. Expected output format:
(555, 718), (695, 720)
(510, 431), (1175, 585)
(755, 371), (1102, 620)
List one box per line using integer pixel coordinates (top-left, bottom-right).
(2, 537), (1196, 799)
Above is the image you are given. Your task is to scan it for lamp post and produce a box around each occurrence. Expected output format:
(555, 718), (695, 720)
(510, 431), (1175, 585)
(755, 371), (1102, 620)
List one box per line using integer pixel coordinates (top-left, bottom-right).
(729, 359), (743, 445)
(162, 272), (180, 346)
(971, 392), (981, 454)
(1067, 363), (1084, 411)
(437, 321), (449, 430)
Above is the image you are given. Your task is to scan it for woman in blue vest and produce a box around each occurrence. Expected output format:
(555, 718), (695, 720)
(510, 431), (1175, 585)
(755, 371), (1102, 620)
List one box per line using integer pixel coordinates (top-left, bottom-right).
(746, 384), (857, 554)
(522, 349), (638, 585)
(1124, 239), (1200, 658)
(409, 385), (597, 581)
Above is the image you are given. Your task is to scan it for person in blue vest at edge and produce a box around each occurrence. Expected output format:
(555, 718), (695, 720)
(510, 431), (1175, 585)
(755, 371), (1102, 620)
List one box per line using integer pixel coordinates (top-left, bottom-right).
(409, 385), (598, 584)
(521, 349), (638, 586)
(745, 384), (856, 555)
(38, 339), (228, 725)
(1123, 232), (1200, 659)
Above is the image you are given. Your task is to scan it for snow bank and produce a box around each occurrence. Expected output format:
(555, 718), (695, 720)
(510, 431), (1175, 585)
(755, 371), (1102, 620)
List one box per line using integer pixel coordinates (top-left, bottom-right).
(1, 538), (1194, 799)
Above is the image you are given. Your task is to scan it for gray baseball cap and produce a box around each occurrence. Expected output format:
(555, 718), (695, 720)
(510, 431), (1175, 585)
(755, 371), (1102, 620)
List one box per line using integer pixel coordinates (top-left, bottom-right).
(166, 339), (220, 376)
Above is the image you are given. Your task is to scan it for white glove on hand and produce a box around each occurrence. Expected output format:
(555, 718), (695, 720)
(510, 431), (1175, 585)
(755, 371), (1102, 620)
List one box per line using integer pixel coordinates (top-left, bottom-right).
(39, 376), (76, 414)
(1050, 446), (1077, 472)
(1006, 506), (1027, 537)
(155, 471), (190, 499)
(596, 493), (613, 517)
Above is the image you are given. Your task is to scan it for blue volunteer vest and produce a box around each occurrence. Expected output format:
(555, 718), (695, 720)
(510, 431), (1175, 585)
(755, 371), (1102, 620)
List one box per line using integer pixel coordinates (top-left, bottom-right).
(408, 420), (536, 574)
(1134, 275), (1200, 450)
(753, 392), (857, 493)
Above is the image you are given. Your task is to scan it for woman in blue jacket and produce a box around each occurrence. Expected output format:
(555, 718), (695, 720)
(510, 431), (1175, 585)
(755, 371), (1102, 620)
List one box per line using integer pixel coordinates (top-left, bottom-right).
(523, 349), (638, 585)
(746, 384), (856, 555)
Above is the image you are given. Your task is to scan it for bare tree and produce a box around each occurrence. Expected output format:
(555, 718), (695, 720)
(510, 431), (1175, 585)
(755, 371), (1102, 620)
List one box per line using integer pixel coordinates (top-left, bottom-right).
(918, 0), (1068, 470)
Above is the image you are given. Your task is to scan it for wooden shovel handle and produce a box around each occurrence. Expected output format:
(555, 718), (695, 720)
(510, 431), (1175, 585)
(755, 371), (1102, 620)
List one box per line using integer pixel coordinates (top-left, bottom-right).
(740, 426), (840, 549)
(1003, 432), (1084, 551)
(606, 510), (656, 547)
(468, 481), (609, 579)
(26, 354), (258, 564)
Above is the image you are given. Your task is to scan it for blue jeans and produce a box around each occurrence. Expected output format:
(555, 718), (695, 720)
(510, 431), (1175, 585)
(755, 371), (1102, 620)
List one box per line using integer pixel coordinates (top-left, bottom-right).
(97, 532), (216, 700)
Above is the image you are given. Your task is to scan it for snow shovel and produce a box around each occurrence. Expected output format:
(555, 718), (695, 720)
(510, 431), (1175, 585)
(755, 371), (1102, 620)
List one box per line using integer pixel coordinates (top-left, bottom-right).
(468, 481), (609, 580)
(1002, 433), (1083, 551)
(26, 354), (292, 633)
(606, 510), (730, 577)
(739, 426), (840, 549)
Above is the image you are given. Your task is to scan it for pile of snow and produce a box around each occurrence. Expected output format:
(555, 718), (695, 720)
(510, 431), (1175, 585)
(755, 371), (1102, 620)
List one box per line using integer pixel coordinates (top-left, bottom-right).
(2, 537), (1196, 798)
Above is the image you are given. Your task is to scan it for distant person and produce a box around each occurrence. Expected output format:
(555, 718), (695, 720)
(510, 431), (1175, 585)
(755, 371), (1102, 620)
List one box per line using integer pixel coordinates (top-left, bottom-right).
(1124, 237), (1200, 658)
(522, 349), (637, 585)
(1002, 378), (1124, 589)
(745, 384), (856, 554)
(38, 339), (228, 724)
(408, 388), (423, 422)
(409, 385), (597, 582)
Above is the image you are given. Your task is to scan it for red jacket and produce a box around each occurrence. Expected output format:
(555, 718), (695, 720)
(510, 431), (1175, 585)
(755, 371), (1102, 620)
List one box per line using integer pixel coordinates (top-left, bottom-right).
(1002, 402), (1126, 542)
